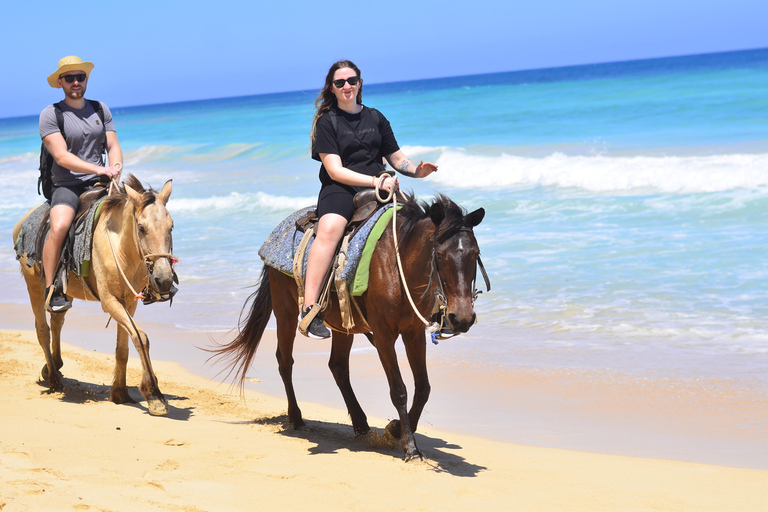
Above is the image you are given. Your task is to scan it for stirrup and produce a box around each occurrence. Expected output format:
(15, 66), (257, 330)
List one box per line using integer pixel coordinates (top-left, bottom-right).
(299, 304), (330, 339)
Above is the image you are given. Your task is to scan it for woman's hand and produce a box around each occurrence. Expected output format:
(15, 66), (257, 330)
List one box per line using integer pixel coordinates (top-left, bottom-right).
(375, 174), (399, 193)
(414, 161), (438, 178)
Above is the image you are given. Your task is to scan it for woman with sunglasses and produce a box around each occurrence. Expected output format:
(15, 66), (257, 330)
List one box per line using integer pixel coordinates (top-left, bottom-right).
(300, 60), (438, 339)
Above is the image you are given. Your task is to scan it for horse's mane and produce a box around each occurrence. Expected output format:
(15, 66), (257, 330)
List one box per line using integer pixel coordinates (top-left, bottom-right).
(101, 174), (158, 216)
(397, 193), (470, 245)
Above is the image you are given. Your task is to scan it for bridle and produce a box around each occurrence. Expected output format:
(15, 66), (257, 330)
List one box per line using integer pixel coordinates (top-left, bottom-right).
(107, 200), (178, 304)
(380, 178), (490, 336)
(421, 228), (492, 323)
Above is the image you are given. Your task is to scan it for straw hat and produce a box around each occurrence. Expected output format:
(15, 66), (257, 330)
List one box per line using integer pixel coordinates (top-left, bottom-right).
(47, 56), (94, 88)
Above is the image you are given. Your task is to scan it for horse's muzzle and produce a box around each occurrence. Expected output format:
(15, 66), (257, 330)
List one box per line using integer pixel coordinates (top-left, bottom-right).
(446, 311), (476, 334)
(145, 259), (178, 304)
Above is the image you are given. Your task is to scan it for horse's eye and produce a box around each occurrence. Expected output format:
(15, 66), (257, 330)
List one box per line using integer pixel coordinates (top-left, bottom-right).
(138, 224), (147, 235)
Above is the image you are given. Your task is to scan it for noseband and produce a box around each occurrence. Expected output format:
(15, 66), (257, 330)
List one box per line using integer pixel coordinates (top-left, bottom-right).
(421, 227), (492, 308)
(107, 208), (178, 304)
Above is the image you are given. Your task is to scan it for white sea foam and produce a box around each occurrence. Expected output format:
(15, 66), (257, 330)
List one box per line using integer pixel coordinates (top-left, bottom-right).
(170, 191), (315, 213)
(411, 148), (768, 194)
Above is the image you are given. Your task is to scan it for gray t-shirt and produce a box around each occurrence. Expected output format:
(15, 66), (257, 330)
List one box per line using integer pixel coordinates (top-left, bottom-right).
(39, 101), (116, 186)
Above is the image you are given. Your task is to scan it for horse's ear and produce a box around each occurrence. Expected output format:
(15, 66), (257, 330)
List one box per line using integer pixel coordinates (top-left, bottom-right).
(429, 202), (445, 226)
(124, 184), (142, 206)
(466, 208), (485, 228)
(158, 179), (172, 205)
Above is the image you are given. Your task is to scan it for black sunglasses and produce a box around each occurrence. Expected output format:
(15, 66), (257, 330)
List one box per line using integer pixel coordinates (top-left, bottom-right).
(62, 73), (87, 83)
(332, 76), (360, 88)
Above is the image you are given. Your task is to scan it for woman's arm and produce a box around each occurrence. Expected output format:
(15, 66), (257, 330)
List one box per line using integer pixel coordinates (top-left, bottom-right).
(386, 150), (437, 178)
(320, 153), (397, 192)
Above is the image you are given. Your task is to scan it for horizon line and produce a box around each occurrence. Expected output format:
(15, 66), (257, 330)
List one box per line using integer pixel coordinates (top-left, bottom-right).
(2, 46), (766, 122)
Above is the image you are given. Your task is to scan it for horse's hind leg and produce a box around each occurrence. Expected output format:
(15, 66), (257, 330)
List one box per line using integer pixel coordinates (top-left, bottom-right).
(48, 310), (67, 374)
(109, 324), (137, 404)
(271, 272), (304, 429)
(22, 266), (63, 390)
(329, 331), (370, 435)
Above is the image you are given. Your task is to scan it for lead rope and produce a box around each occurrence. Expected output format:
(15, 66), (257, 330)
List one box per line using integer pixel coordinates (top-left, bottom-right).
(374, 176), (441, 334)
(107, 229), (144, 300)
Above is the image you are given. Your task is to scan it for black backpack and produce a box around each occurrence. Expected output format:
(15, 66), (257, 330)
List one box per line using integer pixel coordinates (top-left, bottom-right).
(38, 99), (106, 200)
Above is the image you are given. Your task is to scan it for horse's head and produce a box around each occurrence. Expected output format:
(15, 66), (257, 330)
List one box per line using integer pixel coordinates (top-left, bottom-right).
(124, 178), (176, 301)
(427, 199), (488, 334)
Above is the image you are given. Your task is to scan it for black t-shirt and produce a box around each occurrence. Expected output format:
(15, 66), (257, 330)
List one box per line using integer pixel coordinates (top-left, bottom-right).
(311, 105), (400, 189)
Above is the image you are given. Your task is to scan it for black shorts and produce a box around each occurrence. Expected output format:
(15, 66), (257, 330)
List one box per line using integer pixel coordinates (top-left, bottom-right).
(51, 179), (98, 211)
(316, 182), (358, 221)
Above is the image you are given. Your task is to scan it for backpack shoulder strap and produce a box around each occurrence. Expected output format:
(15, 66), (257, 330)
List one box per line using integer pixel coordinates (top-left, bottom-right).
(87, 99), (105, 124)
(53, 102), (65, 139)
(327, 109), (337, 133)
(86, 99), (107, 153)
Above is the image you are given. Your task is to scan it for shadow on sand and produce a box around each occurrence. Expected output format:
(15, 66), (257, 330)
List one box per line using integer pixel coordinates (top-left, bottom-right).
(253, 414), (487, 477)
(38, 375), (193, 421)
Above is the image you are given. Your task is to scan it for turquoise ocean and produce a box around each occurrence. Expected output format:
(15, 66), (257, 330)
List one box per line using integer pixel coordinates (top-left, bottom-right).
(2, 48), (768, 464)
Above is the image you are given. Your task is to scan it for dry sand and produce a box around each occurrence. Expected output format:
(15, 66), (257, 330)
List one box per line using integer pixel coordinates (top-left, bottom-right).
(1, 328), (767, 512)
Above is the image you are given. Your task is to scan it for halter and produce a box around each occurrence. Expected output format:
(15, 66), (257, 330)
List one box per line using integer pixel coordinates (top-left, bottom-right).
(420, 228), (492, 339)
(422, 236), (492, 306)
(382, 177), (490, 339)
(107, 197), (178, 304)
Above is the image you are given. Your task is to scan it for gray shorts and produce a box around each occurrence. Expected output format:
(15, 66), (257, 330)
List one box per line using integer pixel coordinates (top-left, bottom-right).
(51, 180), (98, 211)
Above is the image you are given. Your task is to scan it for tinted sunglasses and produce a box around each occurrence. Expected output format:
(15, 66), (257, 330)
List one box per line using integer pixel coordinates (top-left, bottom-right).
(62, 73), (87, 83)
(332, 76), (360, 88)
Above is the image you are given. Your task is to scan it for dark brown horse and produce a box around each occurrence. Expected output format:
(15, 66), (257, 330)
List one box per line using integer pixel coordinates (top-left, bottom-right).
(213, 194), (486, 460)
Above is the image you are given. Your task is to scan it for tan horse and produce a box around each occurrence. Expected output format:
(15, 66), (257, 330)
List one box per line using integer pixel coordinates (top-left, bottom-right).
(12, 175), (175, 416)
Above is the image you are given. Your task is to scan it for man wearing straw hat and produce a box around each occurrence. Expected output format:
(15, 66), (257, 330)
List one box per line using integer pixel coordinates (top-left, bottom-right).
(39, 55), (123, 312)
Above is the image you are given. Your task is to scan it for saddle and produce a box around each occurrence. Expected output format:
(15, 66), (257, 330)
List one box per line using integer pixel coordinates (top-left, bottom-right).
(292, 184), (401, 331)
(14, 184), (110, 299)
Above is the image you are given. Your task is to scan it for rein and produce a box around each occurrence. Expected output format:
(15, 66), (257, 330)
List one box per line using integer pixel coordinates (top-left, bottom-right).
(376, 176), (492, 335)
(105, 181), (177, 301)
(377, 177), (440, 333)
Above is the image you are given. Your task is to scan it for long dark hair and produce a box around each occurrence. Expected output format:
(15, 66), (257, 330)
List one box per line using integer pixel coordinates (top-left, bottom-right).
(310, 60), (363, 147)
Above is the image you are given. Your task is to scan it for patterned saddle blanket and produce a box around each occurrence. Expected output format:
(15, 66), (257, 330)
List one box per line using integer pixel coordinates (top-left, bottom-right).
(14, 199), (105, 277)
(258, 204), (395, 296)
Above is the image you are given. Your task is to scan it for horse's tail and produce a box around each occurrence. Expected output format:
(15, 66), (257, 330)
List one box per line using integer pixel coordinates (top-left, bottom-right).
(208, 265), (273, 387)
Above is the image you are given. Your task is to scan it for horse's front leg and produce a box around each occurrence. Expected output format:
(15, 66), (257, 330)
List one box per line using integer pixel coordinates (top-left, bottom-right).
(376, 336), (422, 461)
(329, 331), (369, 435)
(109, 323), (136, 405)
(101, 296), (168, 416)
(401, 330), (430, 434)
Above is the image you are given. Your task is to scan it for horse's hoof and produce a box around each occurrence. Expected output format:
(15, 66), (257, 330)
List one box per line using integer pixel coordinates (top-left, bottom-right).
(147, 399), (169, 416)
(41, 365), (64, 391)
(109, 388), (137, 405)
(385, 419), (401, 439)
(404, 449), (425, 463)
(353, 424), (371, 436)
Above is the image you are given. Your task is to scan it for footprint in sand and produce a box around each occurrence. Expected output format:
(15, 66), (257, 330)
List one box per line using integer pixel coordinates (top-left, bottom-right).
(163, 439), (188, 447)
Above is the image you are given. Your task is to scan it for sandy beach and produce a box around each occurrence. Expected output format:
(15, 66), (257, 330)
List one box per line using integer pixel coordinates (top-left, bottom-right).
(2, 326), (768, 512)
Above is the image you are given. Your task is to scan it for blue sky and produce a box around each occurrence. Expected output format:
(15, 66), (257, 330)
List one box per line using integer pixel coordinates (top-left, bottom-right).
(2, 0), (767, 119)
